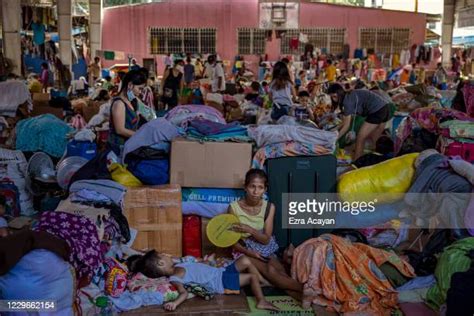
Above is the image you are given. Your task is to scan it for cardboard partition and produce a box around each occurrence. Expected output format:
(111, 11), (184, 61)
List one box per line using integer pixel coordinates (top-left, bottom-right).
(170, 139), (252, 189)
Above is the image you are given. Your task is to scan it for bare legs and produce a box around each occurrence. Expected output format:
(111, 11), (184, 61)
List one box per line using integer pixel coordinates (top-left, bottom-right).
(354, 121), (385, 160)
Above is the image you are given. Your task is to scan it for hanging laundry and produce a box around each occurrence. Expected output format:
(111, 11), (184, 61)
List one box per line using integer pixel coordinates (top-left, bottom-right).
(275, 30), (285, 39)
(426, 47), (432, 63)
(410, 44), (417, 64)
(266, 30), (273, 41)
(354, 49), (363, 59)
(417, 45), (426, 64)
(298, 33), (308, 44)
(392, 53), (400, 68)
(400, 49), (411, 65)
(343, 44), (350, 59)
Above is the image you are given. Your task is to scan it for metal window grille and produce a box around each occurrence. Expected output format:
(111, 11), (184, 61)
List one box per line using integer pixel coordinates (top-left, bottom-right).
(238, 28), (252, 55)
(280, 28), (346, 55)
(359, 28), (410, 54)
(200, 28), (216, 54)
(237, 28), (267, 55)
(149, 27), (216, 54)
(184, 28), (199, 53)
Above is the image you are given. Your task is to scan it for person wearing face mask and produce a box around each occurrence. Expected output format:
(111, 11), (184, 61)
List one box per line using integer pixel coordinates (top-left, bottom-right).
(108, 70), (147, 156)
(161, 60), (185, 109)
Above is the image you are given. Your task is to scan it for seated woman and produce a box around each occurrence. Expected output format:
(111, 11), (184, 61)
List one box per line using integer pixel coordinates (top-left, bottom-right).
(228, 169), (303, 297)
(107, 70), (147, 156)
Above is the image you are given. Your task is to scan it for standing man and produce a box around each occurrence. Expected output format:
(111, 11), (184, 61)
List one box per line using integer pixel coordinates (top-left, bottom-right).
(208, 55), (225, 93)
(88, 56), (101, 85)
(183, 57), (195, 86)
(31, 16), (46, 60)
(130, 58), (141, 71)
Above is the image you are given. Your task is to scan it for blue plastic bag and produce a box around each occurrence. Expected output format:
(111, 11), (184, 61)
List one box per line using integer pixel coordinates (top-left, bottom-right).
(128, 159), (169, 185)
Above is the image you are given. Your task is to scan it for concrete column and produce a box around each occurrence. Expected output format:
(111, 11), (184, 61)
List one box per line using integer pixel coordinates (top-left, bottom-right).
(441, 0), (456, 67)
(1, 0), (22, 75)
(89, 0), (102, 59)
(57, 0), (72, 71)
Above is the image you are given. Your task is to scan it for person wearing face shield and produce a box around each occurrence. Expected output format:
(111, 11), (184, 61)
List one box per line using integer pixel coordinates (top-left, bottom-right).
(108, 70), (148, 156)
(327, 83), (393, 160)
(161, 59), (185, 109)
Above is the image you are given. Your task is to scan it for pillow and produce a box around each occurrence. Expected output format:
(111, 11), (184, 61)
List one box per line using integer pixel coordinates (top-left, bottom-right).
(103, 258), (128, 297)
(449, 159), (474, 185)
(127, 273), (179, 302)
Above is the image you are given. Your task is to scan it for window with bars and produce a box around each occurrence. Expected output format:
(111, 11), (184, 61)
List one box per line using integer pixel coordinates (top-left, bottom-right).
(359, 28), (410, 54)
(237, 28), (267, 55)
(280, 28), (346, 55)
(149, 27), (216, 54)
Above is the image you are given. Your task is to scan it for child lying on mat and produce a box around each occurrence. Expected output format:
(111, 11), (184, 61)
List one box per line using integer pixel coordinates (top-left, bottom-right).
(127, 250), (279, 311)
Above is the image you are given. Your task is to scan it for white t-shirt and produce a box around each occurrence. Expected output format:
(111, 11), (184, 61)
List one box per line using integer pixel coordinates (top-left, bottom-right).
(211, 63), (225, 92)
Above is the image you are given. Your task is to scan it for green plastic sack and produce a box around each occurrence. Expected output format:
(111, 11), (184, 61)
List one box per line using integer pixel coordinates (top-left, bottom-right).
(426, 237), (474, 310)
(108, 163), (142, 187)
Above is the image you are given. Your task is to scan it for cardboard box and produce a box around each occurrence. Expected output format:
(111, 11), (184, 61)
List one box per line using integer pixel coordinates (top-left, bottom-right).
(170, 139), (252, 188)
(32, 93), (50, 102)
(31, 100), (63, 118)
(123, 185), (182, 257)
(83, 101), (103, 122)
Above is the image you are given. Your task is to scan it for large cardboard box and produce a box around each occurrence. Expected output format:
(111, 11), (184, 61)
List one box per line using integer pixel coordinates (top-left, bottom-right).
(83, 101), (103, 122)
(123, 185), (182, 257)
(32, 93), (50, 102)
(31, 100), (63, 118)
(170, 139), (252, 188)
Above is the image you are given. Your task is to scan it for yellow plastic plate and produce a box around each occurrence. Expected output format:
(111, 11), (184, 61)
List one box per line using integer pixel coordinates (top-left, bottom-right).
(206, 214), (241, 248)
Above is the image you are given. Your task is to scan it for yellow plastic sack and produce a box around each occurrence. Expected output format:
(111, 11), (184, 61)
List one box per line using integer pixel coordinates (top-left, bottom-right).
(338, 153), (419, 203)
(108, 163), (142, 187)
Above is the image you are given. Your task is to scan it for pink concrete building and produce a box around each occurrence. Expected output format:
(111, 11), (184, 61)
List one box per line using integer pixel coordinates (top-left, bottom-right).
(101, 0), (426, 74)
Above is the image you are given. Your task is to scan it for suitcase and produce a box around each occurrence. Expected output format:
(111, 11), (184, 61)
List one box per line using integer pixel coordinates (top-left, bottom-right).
(438, 136), (474, 163)
(267, 155), (337, 248)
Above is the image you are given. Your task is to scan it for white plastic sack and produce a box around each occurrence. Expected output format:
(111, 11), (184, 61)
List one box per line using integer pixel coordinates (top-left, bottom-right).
(206, 93), (224, 105)
(0, 148), (34, 215)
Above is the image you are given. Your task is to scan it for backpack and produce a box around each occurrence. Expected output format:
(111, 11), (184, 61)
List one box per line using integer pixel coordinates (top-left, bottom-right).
(404, 229), (456, 276)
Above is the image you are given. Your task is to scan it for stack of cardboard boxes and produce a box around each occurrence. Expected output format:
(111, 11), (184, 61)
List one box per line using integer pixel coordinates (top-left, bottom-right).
(170, 138), (252, 257)
(122, 138), (252, 258)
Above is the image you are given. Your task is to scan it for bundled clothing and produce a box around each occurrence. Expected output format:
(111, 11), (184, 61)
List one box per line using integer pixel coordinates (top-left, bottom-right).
(69, 179), (127, 207)
(121, 118), (179, 163)
(186, 118), (249, 142)
(404, 154), (472, 228)
(394, 107), (474, 154)
(427, 238), (474, 310)
(165, 105), (225, 128)
(0, 81), (32, 117)
(15, 114), (74, 157)
(248, 125), (337, 151)
(291, 234), (415, 314)
(0, 230), (69, 275)
(34, 211), (103, 284)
